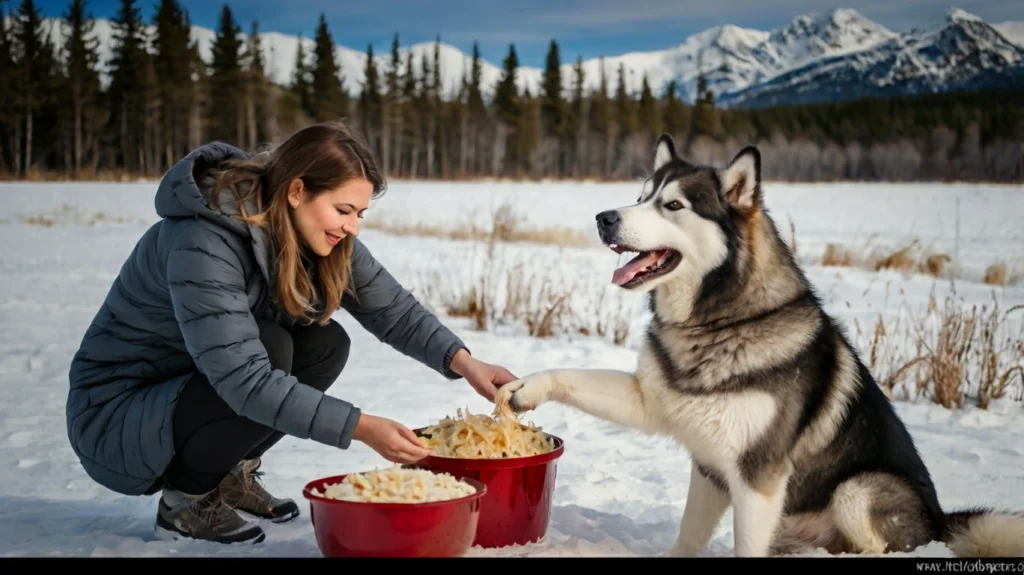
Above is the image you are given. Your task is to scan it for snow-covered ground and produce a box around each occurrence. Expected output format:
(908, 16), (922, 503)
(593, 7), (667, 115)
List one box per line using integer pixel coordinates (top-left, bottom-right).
(0, 179), (1022, 558)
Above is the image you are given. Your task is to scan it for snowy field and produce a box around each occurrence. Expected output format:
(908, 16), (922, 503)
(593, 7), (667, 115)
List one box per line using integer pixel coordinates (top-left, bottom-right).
(0, 179), (1022, 558)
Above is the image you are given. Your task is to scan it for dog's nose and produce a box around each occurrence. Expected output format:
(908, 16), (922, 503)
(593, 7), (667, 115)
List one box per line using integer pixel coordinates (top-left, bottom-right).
(596, 210), (620, 228)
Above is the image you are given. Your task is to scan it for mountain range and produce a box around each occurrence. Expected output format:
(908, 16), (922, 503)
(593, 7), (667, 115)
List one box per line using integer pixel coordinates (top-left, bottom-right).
(14, 5), (1024, 108)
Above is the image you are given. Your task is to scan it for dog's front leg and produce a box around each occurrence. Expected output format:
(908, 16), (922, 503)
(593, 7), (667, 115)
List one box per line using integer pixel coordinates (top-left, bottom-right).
(499, 369), (652, 431)
(728, 464), (792, 557)
(663, 461), (731, 557)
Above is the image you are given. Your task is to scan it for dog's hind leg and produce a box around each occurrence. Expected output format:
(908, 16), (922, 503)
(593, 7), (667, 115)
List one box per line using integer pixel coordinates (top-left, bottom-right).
(503, 369), (654, 431)
(830, 472), (934, 554)
(663, 461), (731, 557)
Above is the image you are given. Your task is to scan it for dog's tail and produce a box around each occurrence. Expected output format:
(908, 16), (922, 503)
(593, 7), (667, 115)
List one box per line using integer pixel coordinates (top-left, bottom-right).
(942, 507), (1024, 557)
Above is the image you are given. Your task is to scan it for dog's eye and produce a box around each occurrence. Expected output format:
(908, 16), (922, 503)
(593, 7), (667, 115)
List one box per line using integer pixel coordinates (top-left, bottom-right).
(664, 201), (684, 211)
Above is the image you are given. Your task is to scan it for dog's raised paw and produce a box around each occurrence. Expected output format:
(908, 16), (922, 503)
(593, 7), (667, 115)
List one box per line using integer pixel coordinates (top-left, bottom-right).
(507, 377), (551, 413)
(495, 380), (524, 406)
(509, 390), (532, 413)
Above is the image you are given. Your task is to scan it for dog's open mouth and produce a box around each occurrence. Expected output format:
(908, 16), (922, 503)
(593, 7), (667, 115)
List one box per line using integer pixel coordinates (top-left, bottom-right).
(607, 243), (682, 288)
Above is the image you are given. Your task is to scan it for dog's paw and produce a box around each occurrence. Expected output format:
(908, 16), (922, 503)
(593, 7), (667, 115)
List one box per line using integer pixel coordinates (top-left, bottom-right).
(500, 374), (552, 413)
(494, 380), (523, 408)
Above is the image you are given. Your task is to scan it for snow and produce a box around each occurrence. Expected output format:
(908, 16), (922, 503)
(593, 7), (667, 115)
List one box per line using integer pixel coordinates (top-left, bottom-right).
(0, 179), (1022, 557)
(994, 22), (1024, 48)
(947, 7), (985, 24)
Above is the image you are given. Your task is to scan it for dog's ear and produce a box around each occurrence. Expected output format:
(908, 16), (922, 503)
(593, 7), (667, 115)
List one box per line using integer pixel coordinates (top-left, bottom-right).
(720, 146), (761, 210)
(653, 133), (676, 172)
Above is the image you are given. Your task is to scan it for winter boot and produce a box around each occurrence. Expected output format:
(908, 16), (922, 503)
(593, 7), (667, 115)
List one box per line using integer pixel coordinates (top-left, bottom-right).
(154, 487), (265, 544)
(218, 458), (300, 523)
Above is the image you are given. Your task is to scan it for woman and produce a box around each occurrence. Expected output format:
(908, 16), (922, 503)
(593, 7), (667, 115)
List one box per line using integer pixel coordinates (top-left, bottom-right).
(66, 122), (518, 545)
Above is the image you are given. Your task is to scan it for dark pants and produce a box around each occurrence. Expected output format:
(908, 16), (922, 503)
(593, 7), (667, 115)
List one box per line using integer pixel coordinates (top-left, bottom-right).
(162, 319), (351, 495)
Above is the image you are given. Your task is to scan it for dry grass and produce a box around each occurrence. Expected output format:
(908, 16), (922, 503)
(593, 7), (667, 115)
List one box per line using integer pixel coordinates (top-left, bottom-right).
(365, 203), (596, 249)
(821, 239), (955, 278)
(15, 204), (141, 227)
(822, 243), (858, 267)
(983, 263), (1009, 286)
(857, 288), (1024, 409)
(817, 238), (1023, 287)
(410, 202), (633, 346)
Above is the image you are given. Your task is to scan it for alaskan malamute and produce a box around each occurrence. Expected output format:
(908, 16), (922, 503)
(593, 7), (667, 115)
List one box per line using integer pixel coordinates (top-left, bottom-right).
(496, 134), (1024, 557)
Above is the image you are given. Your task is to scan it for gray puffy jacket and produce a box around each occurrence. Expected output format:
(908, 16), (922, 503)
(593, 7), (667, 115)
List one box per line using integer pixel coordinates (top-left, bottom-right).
(66, 142), (467, 496)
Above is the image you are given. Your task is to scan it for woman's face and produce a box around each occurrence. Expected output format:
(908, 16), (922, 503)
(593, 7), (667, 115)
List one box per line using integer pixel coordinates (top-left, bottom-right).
(288, 177), (374, 257)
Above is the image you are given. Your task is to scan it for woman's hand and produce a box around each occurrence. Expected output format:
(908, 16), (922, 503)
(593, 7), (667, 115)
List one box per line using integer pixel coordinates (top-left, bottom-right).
(352, 414), (433, 464)
(449, 348), (518, 402)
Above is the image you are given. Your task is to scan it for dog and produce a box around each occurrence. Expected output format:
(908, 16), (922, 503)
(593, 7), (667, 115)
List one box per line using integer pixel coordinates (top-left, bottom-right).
(496, 134), (1024, 558)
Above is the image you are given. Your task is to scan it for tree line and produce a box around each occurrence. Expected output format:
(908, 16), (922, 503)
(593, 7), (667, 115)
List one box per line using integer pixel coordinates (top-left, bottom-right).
(2, 0), (1022, 182)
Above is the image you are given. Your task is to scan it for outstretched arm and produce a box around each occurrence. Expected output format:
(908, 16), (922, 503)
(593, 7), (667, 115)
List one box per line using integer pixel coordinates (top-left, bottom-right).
(341, 238), (468, 379)
(167, 224), (362, 449)
(498, 368), (656, 432)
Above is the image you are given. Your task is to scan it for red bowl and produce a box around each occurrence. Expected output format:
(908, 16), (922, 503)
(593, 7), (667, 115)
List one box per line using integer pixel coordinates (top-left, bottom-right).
(302, 471), (486, 557)
(413, 429), (565, 549)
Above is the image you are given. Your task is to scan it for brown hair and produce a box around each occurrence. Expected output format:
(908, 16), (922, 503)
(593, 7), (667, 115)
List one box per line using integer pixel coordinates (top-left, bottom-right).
(208, 122), (386, 325)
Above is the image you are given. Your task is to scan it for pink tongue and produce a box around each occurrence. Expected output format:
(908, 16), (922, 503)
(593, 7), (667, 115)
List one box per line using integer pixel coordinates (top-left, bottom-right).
(612, 251), (663, 285)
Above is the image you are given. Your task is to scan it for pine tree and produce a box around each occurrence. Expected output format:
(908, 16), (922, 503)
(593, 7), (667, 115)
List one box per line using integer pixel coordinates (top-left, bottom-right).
(60, 0), (100, 174)
(382, 32), (401, 175)
(184, 9), (205, 151)
(291, 36), (312, 119)
(541, 38), (564, 139)
(152, 0), (192, 168)
(420, 38), (435, 178)
(493, 44), (519, 126)
(360, 43), (381, 156)
(402, 50), (419, 177)
(140, 40), (160, 172)
(493, 43), (520, 174)
(467, 42), (485, 118)
(663, 79), (688, 142)
(568, 55), (586, 176)
(541, 38), (566, 176)
(613, 63), (637, 177)
(12, 0), (55, 174)
(0, 1), (14, 173)
(518, 87), (542, 178)
(310, 14), (346, 123)
(465, 41), (485, 175)
(431, 36), (443, 178)
(208, 4), (244, 144)
(244, 20), (266, 149)
(106, 0), (150, 171)
(589, 57), (612, 178)
(614, 63), (636, 135)
(637, 73), (661, 138)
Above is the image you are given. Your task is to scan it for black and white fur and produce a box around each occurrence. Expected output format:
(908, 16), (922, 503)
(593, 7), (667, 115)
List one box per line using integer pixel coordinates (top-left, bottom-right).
(497, 134), (1024, 558)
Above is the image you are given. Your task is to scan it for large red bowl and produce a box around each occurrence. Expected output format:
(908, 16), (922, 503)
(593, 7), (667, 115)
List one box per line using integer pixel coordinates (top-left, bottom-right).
(302, 471), (486, 557)
(412, 429), (565, 549)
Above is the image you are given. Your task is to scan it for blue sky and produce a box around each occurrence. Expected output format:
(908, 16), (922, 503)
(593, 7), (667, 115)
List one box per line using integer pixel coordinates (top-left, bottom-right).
(23, 0), (1024, 67)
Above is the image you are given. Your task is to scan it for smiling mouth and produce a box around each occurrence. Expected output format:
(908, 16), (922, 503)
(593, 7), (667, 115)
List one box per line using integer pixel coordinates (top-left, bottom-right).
(325, 231), (343, 245)
(606, 243), (682, 288)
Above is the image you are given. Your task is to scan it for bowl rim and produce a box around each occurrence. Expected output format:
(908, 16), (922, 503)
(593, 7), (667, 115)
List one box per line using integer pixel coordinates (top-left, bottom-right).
(412, 429), (566, 470)
(302, 471), (487, 510)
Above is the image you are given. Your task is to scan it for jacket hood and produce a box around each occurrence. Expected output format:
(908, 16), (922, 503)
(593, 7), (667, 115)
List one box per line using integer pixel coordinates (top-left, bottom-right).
(156, 142), (277, 292)
(154, 142), (257, 237)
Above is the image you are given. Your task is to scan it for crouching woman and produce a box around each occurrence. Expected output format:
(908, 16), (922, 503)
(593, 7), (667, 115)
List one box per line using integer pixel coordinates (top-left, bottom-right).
(66, 122), (516, 545)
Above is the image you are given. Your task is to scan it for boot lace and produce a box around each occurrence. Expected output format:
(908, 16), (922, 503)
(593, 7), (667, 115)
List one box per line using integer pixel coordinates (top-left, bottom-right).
(192, 491), (234, 526)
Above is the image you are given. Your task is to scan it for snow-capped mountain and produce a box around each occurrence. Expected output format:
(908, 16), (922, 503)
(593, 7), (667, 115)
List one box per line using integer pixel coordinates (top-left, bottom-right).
(9, 5), (1023, 108)
(717, 7), (1024, 107)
